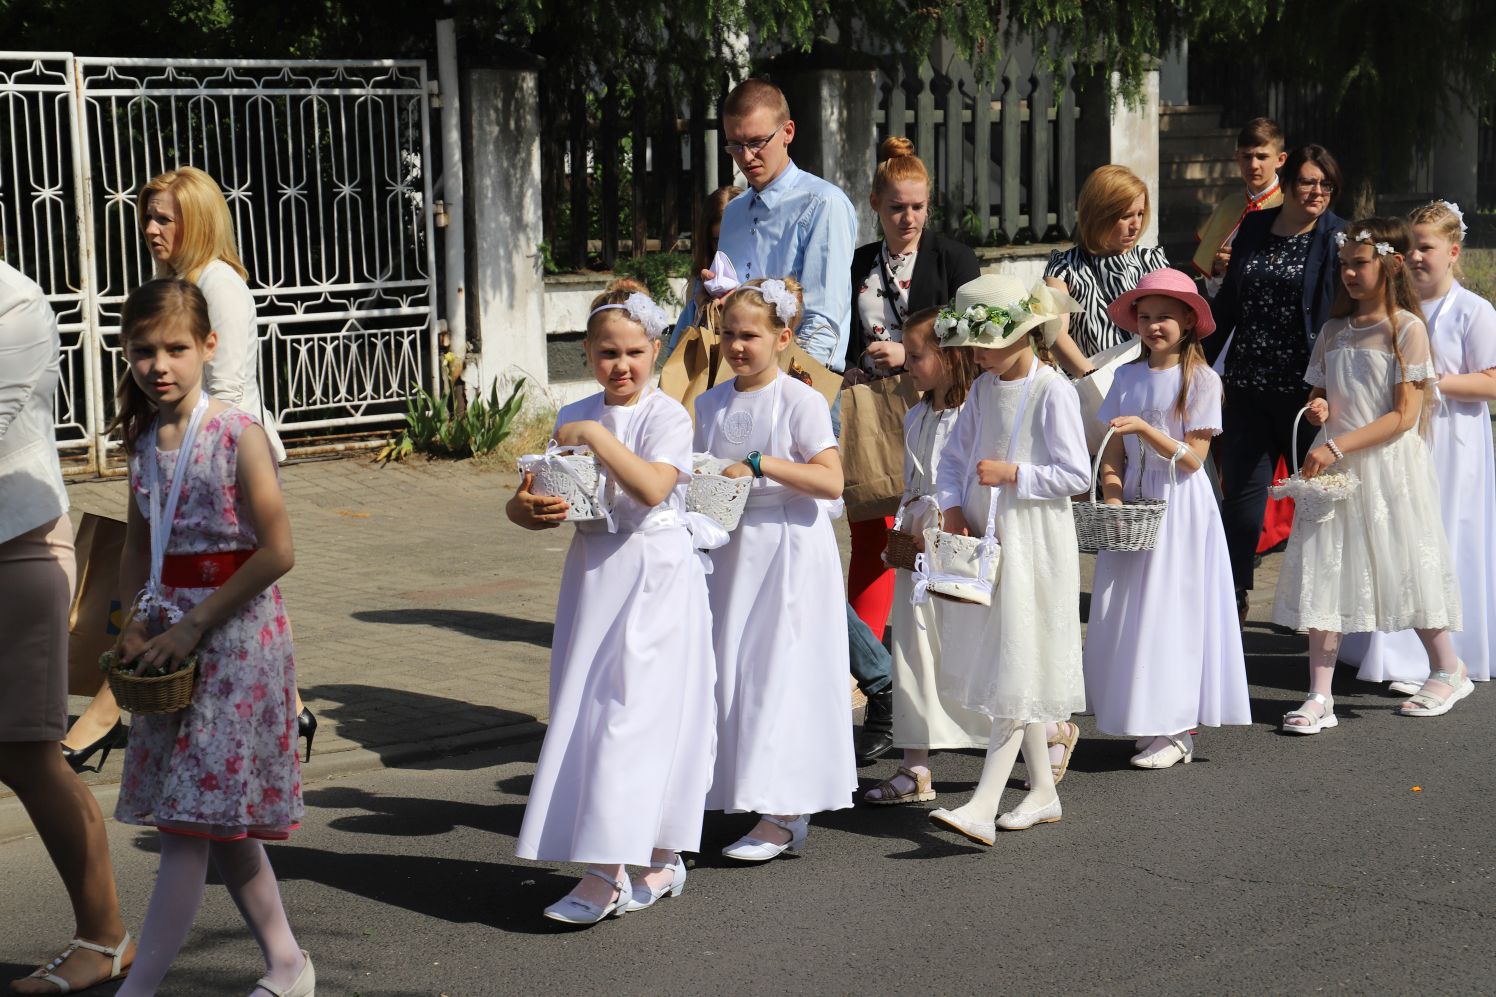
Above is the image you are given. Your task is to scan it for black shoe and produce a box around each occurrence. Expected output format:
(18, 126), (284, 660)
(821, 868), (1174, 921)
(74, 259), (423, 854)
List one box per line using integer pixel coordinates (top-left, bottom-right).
(61, 719), (125, 772)
(297, 707), (318, 763)
(855, 689), (895, 765)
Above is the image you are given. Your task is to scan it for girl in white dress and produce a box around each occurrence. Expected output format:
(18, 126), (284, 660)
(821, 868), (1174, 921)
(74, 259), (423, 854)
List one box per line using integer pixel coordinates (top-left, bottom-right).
(862, 309), (990, 806)
(1272, 218), (1468, 733)
(695, 276), (855, 862)
(1085, 268), (1251, 770)
(923, 275), (1091, 845)
(1338, 200), (1496, 688)
(508, 281), (716, 924)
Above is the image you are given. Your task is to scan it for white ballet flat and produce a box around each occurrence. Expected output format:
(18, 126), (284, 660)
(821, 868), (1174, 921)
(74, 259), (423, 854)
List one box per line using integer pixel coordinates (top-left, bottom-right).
(623, 854), (687, 912)
(1282, 692), (1337, 734)
(928, 807), (996, 846)
(1130, 733), (1194, 770)
(721, 815), (808, 862)
(997, 797), (1062, 831)
(254, 950), (315, 997)
(543, 869), (630, 925)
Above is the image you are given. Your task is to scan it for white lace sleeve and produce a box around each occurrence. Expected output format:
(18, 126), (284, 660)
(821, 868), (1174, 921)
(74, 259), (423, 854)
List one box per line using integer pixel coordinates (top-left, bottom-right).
(1395, 312), (1435, 384)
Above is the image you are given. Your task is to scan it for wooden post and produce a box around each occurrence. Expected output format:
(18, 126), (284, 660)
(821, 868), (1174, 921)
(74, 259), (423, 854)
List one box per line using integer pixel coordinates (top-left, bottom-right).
(631, 81), (648, 256)
(659, 92), (681, 253)
(972, 79), (992, 240)
(885, 62), (906, 140)
(599, 80), (620, 268)
(568, 86), (589, 267)
(999, 56), (1022, 243)
(943, 69), (964, 233)
(915, 58), (936, 182)
(1056, 60), (1077, 239)
(1024, 66), (1052, 245)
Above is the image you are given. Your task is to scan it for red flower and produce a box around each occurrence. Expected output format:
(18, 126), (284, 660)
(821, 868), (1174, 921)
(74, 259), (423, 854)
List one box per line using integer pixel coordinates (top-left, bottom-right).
(262, 786), (282, 805)
(198, 772), (221, 792)
(225, 754), (244, 775)
(174, 735), (189, 754)
(251, 682), (268, 702)
(235, 701), (254, 719)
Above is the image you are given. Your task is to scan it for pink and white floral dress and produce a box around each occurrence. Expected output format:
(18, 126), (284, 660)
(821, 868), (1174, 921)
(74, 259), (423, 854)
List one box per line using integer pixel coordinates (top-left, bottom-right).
(115, 409), (303, 840)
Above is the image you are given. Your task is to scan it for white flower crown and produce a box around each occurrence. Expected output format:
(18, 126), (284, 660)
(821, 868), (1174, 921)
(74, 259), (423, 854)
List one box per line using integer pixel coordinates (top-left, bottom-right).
(933, 299), (1036, 347)
(1333, 229), (1395, 256)
(1437, 199), (1468, 239)
(588, 292), (672, 340)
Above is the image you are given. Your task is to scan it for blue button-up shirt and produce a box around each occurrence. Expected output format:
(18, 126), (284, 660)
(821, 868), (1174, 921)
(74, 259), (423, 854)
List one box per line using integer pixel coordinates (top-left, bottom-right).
(716, 161), (858, 372)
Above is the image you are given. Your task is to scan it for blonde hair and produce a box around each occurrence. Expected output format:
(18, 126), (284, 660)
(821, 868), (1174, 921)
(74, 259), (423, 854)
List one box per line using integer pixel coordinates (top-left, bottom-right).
(138, 167), (248, 283)
(584, 278), (652, 341)
(722, 79), (790, 124)
(1076, 165), (1150, 256)
(872, 136), (930, 199)
(724, 276), (804, 331)
(1408, 200), (1466, 280)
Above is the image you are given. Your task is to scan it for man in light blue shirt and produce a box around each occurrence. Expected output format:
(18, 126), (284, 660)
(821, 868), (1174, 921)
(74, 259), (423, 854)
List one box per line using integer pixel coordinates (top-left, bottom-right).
(707, 80), (859, 372)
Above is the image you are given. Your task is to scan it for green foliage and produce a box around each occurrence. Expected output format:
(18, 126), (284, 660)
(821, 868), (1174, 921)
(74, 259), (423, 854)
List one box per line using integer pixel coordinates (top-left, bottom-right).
(377, 377), (527, 463)
(612, 252), (690, 306)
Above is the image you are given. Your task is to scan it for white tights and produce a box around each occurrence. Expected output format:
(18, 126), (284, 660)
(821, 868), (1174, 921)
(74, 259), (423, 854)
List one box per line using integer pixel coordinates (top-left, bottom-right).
(951, 719), (1056, 825)
(116, 833), (303, 997)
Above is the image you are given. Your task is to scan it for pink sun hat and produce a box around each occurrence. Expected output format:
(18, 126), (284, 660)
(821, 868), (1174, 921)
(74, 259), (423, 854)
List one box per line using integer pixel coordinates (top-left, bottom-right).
(1107, 267), (1217, 338)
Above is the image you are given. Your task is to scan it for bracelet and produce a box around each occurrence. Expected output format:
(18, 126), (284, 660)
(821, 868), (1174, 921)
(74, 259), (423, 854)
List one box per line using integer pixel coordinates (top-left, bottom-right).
(1326, 439), (1344, 461)
(746, 450), (764, 478)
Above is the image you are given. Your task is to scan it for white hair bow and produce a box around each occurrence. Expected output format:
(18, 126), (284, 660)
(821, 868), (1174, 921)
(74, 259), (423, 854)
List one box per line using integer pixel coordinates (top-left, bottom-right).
(757, 278), (798, 327)
(589, 292), (672, 340)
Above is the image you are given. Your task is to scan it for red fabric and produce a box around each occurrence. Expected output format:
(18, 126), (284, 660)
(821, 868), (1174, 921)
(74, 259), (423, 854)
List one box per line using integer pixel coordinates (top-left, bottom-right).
(161, 549), (256, 589)
(1258, 458), (1295, 553)
(158, 822), (298, 842)
(848, 516), (895, 639)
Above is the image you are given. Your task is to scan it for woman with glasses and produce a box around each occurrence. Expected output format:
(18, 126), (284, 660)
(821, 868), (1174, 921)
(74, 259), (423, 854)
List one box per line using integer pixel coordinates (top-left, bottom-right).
(1206, 144), (1348, 617)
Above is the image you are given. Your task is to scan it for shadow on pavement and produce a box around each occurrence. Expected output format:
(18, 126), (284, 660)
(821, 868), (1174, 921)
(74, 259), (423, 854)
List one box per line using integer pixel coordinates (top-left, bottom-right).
(303, 683), (538, 767)
(351, 608), (553, 647)
(302, 784), (524, 839)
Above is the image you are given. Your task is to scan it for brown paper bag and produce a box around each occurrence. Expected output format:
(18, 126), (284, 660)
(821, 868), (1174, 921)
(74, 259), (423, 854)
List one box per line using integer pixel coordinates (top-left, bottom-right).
(839, 373), (921, 522)
(778, 345), (840, 408)
(68, 512), (127, 695)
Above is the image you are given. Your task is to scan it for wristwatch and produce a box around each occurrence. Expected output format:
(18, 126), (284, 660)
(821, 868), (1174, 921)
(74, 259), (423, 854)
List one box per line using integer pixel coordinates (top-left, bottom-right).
(746, 451), (764, 479)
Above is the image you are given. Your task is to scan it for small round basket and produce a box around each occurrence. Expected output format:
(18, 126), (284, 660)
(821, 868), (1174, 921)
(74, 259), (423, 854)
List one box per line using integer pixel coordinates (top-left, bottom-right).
(1073, 426), (1172, 554)
(100, 649), (197, 715)
(688, 454), (752, 531)
(518, 445), (609, 521)
(1268, 406), (1360, 523)
(884, 496), (940, 572)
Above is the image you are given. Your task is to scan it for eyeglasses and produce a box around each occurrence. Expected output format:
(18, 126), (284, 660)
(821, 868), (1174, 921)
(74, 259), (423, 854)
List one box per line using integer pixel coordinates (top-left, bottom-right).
(1295, 178), (1337, 194)
(724, 123), (784, 157)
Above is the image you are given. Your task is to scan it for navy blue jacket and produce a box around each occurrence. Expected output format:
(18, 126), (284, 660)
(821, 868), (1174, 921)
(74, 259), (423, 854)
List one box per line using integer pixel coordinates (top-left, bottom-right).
(1205, 207), (1347, 367)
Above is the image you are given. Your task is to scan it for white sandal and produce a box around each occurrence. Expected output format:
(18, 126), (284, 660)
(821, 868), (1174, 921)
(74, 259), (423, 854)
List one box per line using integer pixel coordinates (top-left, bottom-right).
(18, 932), (131, 994)
(253, 949), (315, 997)
(1399, 664), (1474, 718)
(1282, 692), (1337, 735)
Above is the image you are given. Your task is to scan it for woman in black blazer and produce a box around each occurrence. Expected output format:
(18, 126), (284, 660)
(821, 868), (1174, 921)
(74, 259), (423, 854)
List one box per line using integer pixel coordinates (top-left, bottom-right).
(1207, 144), (1348, 616)
(845, 137), (979, 766)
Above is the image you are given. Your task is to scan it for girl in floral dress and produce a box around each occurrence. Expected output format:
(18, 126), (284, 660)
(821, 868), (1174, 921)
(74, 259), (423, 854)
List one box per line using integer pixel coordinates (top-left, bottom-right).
(112, 279), (313, 997)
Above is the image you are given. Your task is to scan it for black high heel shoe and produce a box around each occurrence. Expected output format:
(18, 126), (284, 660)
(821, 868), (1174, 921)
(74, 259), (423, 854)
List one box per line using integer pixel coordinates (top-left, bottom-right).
(297, 708), (317, 762)
(61, 719), (125, 772)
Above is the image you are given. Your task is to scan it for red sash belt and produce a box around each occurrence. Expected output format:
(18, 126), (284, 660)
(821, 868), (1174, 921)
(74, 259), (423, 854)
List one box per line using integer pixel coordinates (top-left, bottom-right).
(161, 549), (256, 588)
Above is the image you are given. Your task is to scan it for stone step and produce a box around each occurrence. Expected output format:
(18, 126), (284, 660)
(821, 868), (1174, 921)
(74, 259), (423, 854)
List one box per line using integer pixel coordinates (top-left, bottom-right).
(1161, 158), (1242, 182)
(1158, 104), (1226, 133)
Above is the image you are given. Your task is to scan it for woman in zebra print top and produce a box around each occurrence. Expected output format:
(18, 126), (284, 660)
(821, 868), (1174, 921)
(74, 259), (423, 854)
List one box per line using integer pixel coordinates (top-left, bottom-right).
(1044, 165), (1169, 375)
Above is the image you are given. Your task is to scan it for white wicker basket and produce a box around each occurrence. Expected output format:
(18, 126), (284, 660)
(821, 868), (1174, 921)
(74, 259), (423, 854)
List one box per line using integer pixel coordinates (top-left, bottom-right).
(688, 454), (753, 531)
(517, 445), (609, 521)
(1269, 407), (1360, 523)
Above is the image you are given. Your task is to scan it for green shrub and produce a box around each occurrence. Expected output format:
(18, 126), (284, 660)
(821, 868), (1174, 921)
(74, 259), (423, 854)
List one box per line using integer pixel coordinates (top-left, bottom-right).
(378, 377), (527, 463)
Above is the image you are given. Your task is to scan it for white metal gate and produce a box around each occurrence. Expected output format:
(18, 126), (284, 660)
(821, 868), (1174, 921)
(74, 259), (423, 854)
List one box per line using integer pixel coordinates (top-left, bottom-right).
(0, 52), (439, 472)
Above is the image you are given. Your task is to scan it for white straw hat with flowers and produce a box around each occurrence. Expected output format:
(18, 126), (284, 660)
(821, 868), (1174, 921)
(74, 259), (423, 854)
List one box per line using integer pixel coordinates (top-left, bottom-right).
(934, 274), (1082, 350)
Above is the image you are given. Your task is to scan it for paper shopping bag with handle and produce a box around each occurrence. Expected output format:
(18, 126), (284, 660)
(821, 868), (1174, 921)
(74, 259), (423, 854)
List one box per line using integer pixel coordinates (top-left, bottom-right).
(67, 512), (127, 695)
(838, 372), (920, 522)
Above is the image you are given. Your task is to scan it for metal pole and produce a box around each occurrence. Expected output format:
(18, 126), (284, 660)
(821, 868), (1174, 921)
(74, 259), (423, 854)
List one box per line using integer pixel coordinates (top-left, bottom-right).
(434, 19), (469, 393)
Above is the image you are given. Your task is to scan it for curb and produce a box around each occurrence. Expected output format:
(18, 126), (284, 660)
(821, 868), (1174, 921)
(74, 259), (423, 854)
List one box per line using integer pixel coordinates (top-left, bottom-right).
(0, 720), (548, 846)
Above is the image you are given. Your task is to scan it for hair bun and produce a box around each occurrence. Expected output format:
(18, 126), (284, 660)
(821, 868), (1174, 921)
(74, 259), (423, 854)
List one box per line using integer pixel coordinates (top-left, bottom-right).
(878, 135), (916, 163)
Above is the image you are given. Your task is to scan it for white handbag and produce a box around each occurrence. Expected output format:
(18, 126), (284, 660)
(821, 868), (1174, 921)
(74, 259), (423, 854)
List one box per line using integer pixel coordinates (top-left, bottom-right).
(912, 363), (1040, 607)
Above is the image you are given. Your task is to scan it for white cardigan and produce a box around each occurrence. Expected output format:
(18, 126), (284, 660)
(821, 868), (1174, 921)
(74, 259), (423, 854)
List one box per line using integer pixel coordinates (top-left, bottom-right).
(197, 260), (286, 461)
(0, 261), (69, 545)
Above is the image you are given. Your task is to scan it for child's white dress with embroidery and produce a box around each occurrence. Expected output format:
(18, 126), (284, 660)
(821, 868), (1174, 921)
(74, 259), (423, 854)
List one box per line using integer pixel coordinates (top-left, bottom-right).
(1272, 311), (1461, 633)
(515, 389), (717, 865)
(116, 410), (303, 840)
(891, 399), (990, 749)
(1340, 283), (1496, 680)
(695, 372), (856, 815)
(1083, 363), (1251, 736)
(934, 365), (1090, 722)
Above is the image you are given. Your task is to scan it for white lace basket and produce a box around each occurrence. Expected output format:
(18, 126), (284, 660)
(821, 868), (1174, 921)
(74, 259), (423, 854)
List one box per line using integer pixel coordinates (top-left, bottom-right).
(687, 454), (753, 532)
(517, 444), (609, 521)
(1269, 406), (1360, 523)
(917, 521), (1001, 606)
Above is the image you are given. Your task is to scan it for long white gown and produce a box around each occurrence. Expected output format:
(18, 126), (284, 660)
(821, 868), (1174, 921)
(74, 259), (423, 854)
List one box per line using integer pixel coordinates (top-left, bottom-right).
(890, 399), (990, 750)
(515, 389), (717, 865)
(695, 372), (857, 816)
(1083, 362), (1251, 736)
(1339, 283), (1496, 682)
(1271, 312), (1461, 634)
(934, 364), (1090, 723)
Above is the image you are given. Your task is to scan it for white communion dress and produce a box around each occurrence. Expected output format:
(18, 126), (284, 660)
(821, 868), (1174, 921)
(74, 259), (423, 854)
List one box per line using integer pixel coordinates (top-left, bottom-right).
(890, 398), (991, 750)
(1083, 362), (1251, 736)
(515, 388), (717, 866)
(1271, 311), (1461, 635)
(1339, 283), (1496, 682)
(695, 372), (857, 816)
(934, 363), (1090, 723)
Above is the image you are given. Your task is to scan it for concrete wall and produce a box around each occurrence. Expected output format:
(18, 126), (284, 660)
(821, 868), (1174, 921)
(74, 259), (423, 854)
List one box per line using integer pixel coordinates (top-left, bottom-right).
(1109, 70), (1161, 250)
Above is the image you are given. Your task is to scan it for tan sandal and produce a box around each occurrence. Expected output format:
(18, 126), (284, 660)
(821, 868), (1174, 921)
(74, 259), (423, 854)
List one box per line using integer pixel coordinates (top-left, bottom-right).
(13, 932), (131, 995)
(1049, 721), (1079, 783)
(863, 765), (936, 805)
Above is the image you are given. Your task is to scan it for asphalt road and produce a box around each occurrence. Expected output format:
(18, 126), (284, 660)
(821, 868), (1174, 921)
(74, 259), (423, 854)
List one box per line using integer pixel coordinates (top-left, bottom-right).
(4, 635), (1494, 996)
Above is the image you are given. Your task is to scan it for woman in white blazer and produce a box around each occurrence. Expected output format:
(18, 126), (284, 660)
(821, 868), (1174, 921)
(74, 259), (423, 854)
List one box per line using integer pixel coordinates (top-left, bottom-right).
(0, 260), (135, 993)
